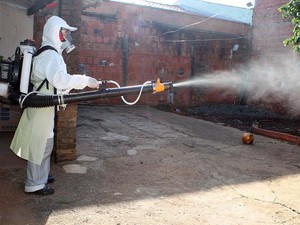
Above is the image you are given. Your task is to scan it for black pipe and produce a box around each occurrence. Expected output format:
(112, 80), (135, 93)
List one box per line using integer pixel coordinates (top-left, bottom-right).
(122, 35), (129, 86)
(10, 82), (173, 108)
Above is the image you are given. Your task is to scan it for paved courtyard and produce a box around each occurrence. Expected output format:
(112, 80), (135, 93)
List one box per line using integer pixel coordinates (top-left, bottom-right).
(1, 105), (300, 224)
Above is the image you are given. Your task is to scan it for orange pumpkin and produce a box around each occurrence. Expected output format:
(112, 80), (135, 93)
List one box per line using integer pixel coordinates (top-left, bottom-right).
(242, 132), (254, 144)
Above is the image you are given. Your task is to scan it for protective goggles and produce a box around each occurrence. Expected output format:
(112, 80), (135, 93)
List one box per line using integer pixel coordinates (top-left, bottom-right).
(59, 28), (71, 42)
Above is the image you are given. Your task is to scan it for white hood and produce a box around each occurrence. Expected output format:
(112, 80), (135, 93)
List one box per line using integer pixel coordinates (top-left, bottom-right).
(41, 16), (77, 54)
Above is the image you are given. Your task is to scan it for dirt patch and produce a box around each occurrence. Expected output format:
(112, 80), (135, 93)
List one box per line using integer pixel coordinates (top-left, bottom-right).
(155, 104), (300, 136)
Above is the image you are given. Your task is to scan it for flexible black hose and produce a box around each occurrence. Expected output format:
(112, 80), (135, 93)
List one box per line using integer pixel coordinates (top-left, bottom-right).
(10, 82), (173, 108)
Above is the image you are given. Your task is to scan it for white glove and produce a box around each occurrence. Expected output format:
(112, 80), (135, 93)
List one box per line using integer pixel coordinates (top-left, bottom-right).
(87, 77), (100, 89)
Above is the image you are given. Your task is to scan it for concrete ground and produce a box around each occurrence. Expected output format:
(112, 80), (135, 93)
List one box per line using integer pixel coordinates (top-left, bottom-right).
(0, 105), (300, 225)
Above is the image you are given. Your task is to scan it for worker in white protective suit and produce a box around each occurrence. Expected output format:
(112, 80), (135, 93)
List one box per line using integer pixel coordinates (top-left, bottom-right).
(10, 16), (99, 195)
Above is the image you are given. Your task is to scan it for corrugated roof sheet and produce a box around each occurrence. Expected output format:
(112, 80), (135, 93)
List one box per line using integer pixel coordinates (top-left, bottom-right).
(176, 0), (252, 24)
(112, 0), (253, 24)
(111, 0), (185, 12)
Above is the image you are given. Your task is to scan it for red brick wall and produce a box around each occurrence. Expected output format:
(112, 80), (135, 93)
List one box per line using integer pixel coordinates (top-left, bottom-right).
(252, 0), (293, 59)
(54, 104), (78, 162)
(79, 1), (250, 106)
(52, 0), (83, 162)
(250, 0), (300, 113)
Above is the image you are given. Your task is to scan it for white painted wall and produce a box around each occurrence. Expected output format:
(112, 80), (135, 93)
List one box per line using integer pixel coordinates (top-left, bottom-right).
(0, 3), (34, 59)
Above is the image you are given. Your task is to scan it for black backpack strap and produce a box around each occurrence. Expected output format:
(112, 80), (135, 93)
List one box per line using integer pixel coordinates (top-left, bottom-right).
(33, 45), (58, 57)
(32, 45), (58, 91)
(36, 78), (48, 91)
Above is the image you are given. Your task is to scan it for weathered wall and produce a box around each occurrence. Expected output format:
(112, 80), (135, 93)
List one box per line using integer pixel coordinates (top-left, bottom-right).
(80, 1), (250, 107)
(250, 0), (300, 114)
(0, 3), (34, 59)
(252, 0), (293, 59)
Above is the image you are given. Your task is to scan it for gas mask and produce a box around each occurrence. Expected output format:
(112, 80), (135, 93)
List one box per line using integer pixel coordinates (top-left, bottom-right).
(61, 36), (75, 54)
(60, 28), (75, 54)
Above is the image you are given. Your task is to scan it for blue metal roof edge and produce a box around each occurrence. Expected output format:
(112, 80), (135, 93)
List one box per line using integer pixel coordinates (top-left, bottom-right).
(177, 0), (253, 25)
(178, 4), (251, 25)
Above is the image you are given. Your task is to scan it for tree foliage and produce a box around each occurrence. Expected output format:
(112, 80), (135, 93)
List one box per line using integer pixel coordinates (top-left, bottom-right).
(278, 0), (300, 52)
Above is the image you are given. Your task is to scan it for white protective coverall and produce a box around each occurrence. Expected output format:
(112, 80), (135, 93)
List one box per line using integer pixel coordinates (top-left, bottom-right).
(10, 16), (98, 192)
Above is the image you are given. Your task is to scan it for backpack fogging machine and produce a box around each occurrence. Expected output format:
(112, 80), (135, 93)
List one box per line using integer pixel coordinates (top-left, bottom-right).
(0, 40), (173, 108)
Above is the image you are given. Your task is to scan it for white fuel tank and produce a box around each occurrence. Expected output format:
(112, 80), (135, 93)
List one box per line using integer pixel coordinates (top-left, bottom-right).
(19, 40), (36, 94)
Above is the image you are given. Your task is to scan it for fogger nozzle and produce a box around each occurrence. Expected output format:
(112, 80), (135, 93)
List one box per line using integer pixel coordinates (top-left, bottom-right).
(153, 78), (166, 93)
